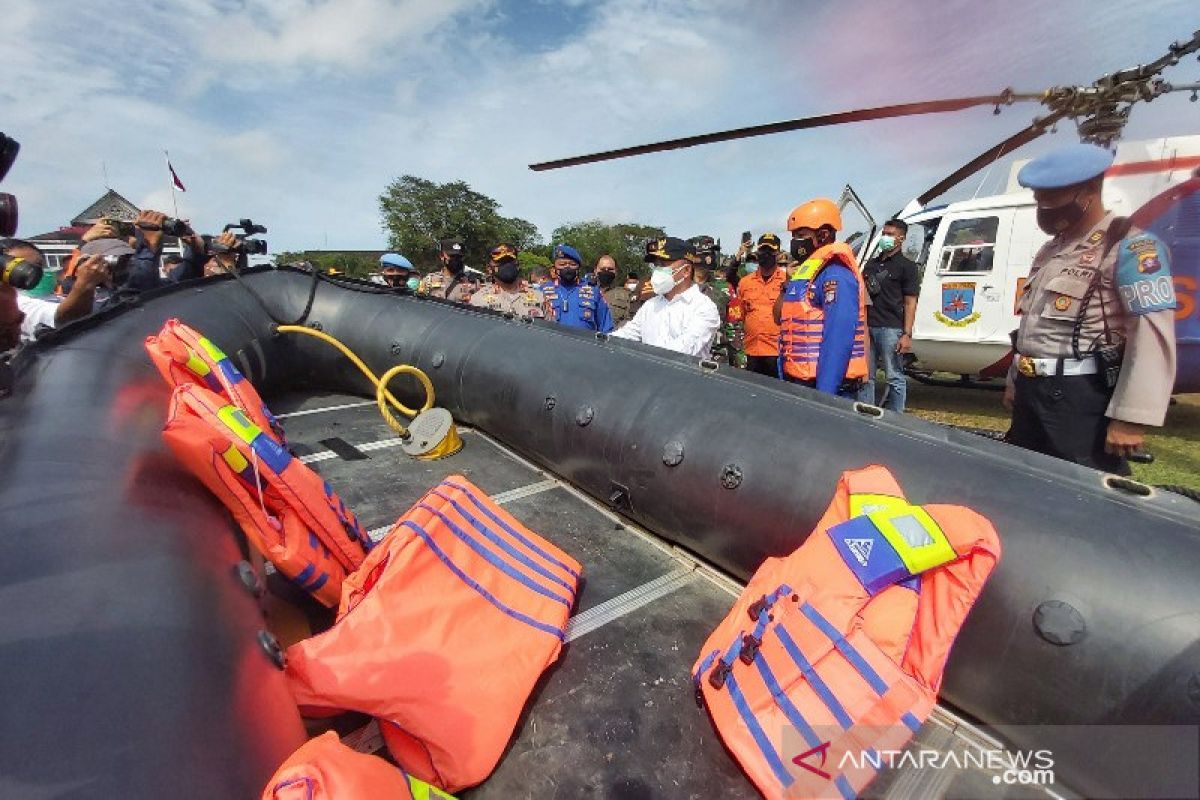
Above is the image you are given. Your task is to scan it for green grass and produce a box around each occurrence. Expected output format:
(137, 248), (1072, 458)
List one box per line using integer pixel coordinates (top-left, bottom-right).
(904, 380), (1200, 491)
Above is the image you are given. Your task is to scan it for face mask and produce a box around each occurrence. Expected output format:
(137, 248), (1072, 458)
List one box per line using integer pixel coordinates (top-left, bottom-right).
(625, 279), (638, 291)
(558, 267), (578, 285)
(877, 234), (896, 253)
(790, 236), (817, 262)
(406, 276), (420, 291)
(741, 260), (757, 275)
(650, 265), (682, 296)
(596, 270), (616, 288)
(757, 251), (776, 270)
(445, 254), (465, 275)
(496, 262), (520, 284)
(1036, 194), (1090, 235)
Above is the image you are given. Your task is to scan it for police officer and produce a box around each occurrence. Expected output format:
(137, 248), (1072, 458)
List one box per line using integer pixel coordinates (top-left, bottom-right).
(418, 239), (478, 303)
(470, 242), (545, 319)
(594, 254), (633, 327)
(689, 235), (736, 362)
(379, 252), (417, 289)
(1006, 143), (1176, 474)
(543, 244), (613, 332)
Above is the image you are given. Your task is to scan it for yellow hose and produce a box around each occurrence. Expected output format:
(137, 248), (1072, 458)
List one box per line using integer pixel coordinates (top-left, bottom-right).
(276, 325), (435, 438)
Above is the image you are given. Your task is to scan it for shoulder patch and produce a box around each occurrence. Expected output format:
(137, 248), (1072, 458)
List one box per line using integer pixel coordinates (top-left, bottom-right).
(1086, 229), (1105, 246)
(1116, 232), (1173, 317)
(823, 279), (838, 305)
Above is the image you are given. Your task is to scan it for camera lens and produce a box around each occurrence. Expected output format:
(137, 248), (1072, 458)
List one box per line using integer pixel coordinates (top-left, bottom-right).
(1, 253), (44, 290)
(0, 193), (18, 237)
(162, 217), (190, 236)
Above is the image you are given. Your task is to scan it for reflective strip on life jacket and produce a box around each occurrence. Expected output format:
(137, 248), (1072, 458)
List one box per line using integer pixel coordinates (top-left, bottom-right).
(285, 475), (581, 793)
(145, 318), (286, 443)
(693, 465), (1001, 799)
(262, 731), (459, 800)
(162, 384), (369, 606)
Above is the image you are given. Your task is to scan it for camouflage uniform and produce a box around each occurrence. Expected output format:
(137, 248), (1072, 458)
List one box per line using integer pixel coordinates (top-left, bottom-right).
(602, 285), (633, 328)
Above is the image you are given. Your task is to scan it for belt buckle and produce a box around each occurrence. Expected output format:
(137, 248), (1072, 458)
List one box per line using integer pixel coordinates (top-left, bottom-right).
(1017, 356), (1037, 378)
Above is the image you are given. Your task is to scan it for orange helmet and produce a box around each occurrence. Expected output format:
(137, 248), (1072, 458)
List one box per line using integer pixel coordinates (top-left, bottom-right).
(787, 198), (842, 233)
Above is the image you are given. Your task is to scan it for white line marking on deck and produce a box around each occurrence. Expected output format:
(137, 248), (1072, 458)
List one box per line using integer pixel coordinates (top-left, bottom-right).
(565, 568), (695, 642)
(276, 400), (377, 419)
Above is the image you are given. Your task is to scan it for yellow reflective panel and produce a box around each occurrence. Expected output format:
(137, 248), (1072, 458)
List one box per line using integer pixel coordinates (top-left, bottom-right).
(185, 351), (212, 377)
(848, 492), (907, 519)
(407, 775), (457, 800)
(217, 404), (263, 444)
(220, 443), (249, 473)
(868, 506), (957, 574)
(197, 336), (228, 362)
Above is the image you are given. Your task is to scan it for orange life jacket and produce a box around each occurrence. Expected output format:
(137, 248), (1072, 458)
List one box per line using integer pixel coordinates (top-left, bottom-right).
(284, 475), (581, 792)
(262, 731), (457, 800)
(161, 383), (370, 606)
(779, 243), (868, 383)
(693, 465), (1000, 800)
(145, 318), (285, 442)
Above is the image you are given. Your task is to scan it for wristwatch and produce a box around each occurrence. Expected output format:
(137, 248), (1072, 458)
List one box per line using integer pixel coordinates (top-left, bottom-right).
(902, 330), (912, 336)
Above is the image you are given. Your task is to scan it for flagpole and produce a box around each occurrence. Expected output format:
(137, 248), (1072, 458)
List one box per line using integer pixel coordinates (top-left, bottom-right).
(164, 149), (181, 218)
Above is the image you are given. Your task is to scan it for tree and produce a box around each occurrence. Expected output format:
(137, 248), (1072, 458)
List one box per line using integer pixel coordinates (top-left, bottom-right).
(548, 220), (666, 278)
(378, 176), (542, 272)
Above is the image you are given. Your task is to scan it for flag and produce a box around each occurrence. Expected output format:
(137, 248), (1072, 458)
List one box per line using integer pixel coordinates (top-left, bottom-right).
(166, 154), (186, 192)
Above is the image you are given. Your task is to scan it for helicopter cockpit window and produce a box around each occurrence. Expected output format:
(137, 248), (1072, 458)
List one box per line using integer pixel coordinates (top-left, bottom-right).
(938, 216), (999, 273)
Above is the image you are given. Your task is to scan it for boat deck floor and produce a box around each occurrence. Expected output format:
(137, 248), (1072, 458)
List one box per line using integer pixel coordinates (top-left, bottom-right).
(272, 392), (1070, 800)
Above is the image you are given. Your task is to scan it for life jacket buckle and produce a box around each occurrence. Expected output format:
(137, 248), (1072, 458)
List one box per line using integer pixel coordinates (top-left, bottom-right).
(739, 634), (761, 665)
(708, 659), (731, 690)
(747, 596), (768, 622)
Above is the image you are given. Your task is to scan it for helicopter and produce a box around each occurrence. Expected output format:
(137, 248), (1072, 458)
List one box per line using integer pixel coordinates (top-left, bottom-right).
(529, 30), (1200, 393)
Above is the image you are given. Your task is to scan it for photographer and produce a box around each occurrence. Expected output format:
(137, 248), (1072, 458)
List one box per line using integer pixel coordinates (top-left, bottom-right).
(61, 210), (171, 295)
(2, 238), (110, 344)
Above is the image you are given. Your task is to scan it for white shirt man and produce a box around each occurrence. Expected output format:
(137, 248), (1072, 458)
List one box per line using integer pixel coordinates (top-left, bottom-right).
(612, 237), (721, 357)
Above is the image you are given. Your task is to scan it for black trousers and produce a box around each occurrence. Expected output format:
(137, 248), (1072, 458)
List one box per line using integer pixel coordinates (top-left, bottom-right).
(1007, 373), (1129, 475)
(745, 355), (778, 378)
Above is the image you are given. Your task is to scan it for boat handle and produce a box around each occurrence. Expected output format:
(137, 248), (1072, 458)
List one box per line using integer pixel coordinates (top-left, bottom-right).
(853, 402), (883, 418)
(699, 358), (718, 371)
(1103, 475), (1152, 497)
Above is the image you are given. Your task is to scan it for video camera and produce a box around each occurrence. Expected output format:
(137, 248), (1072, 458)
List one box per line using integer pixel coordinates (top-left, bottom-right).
(0, 131), (44, 290)
(203, 218), (268, 255)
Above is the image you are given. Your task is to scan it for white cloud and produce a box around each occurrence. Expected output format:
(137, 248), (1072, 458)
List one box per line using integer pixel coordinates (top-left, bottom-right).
(4, 0), (1196, 256)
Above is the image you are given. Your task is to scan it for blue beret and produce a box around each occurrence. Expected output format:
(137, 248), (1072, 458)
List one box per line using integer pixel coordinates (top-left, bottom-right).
(1017, 143), (1114, 190)
(379, 253), (413, 269)
(553, 244), (582, 265)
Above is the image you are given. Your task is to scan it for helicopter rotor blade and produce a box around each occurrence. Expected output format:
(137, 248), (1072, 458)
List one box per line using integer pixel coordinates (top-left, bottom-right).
(529, 93), (1041, 171)
(913, 110), (1069, 207)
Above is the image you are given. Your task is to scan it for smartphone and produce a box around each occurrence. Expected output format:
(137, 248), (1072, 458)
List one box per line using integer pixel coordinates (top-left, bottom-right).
(741, 231), (752, 245)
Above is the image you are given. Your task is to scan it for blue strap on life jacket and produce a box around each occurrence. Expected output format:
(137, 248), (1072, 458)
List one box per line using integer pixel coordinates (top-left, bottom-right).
(400, 520), (567, 641)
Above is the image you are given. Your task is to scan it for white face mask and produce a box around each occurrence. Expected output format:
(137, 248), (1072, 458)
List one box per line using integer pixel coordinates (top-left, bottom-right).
(650, 265), (677, 296)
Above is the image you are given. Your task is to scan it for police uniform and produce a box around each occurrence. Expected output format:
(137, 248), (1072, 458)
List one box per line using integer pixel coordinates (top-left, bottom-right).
(470, 282), (546, 318)
(1008, 144), (1177, 474)
(418, 271), (477, 303)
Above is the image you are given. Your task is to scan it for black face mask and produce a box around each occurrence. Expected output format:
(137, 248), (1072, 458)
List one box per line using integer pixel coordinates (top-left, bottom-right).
(558, 267), (578, 285)
(1036, 195), (1090, 236)
(496, 262), (520, 284)
(757, 251), (777, 270)
(790, 236), (817, 262)
(445, 255), (465, 275)
(596, 270), (616, 288)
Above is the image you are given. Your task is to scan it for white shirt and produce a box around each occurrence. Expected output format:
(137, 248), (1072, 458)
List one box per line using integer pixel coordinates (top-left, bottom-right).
(612, 283), (720, 357)
(16, 293), (58, 342)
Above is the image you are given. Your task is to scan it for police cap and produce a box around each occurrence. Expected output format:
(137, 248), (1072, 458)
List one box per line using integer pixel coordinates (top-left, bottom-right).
(1017, 143), (1114, 190)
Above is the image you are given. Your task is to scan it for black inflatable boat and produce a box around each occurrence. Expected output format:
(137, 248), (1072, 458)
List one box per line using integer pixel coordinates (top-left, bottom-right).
(0, 268), (1196, 799)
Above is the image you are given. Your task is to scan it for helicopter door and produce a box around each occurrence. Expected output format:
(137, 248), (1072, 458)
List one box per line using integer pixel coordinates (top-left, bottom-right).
(923, 212), (1014, 343)
(838, 184), (877, 263)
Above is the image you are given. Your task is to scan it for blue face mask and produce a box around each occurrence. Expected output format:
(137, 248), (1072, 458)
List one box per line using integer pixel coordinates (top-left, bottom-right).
(741, 261), (757, 275)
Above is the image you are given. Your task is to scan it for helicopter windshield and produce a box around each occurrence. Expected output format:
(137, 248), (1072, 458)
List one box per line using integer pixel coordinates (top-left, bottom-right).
(939, 216), (1000, 273)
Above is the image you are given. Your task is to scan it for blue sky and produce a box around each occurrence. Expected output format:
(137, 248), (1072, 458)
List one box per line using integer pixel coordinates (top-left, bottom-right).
(2, 0), (1197, 255)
